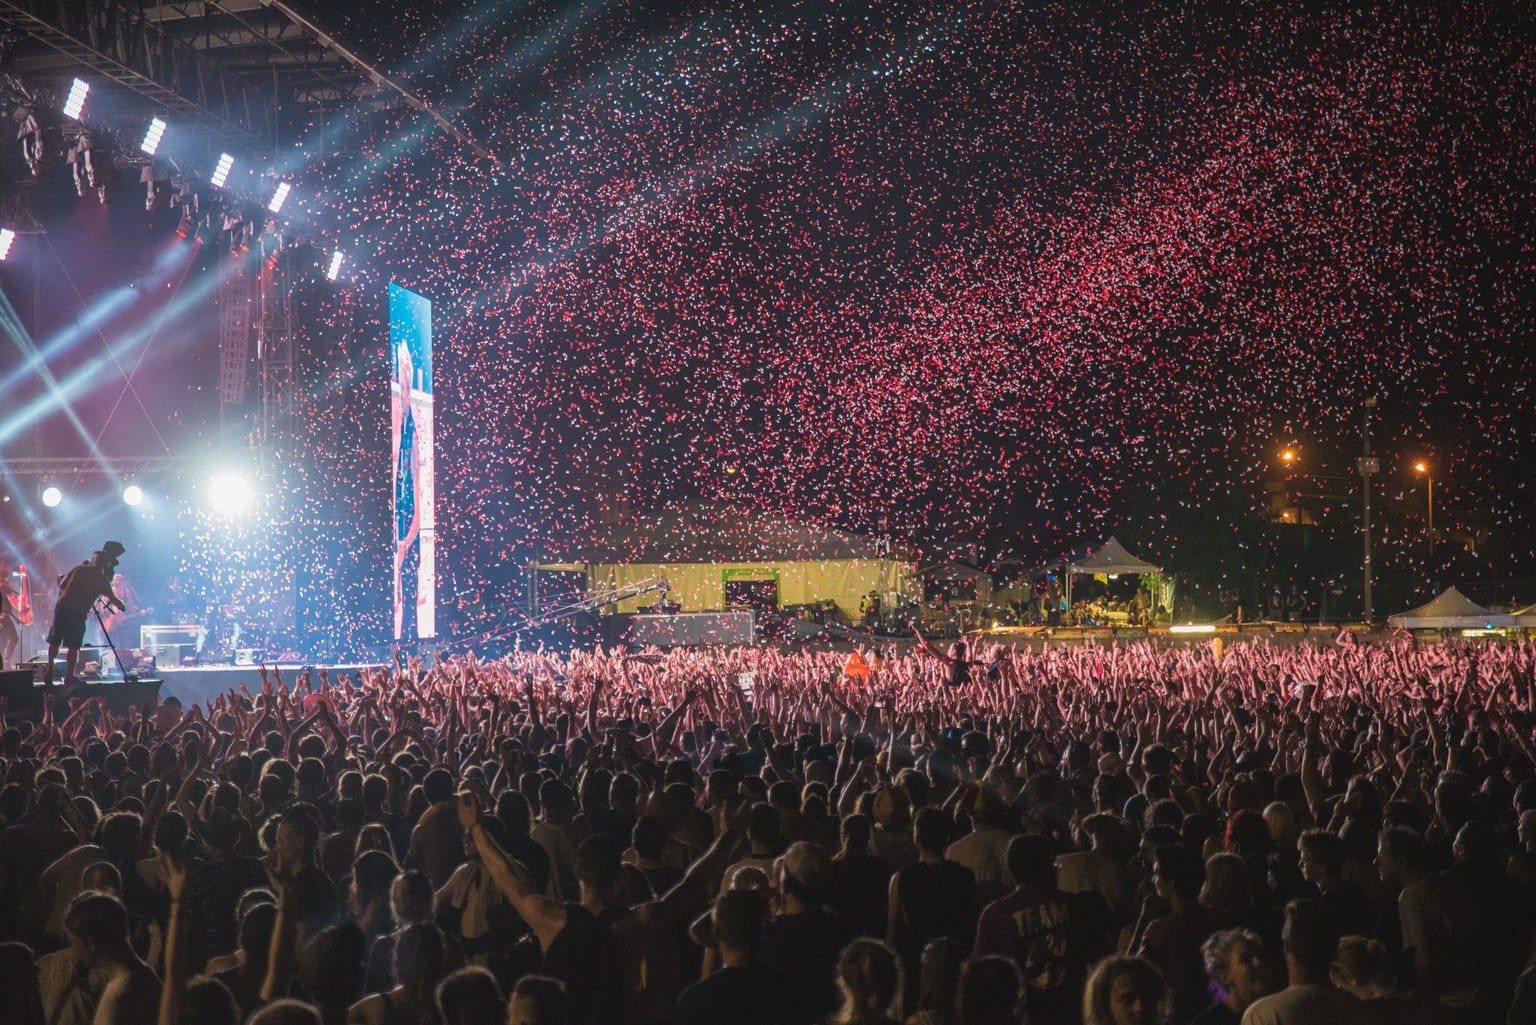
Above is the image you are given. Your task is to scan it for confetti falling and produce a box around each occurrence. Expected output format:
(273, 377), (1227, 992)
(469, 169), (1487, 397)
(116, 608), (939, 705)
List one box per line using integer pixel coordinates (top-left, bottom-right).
(198, 1), (1536, 652)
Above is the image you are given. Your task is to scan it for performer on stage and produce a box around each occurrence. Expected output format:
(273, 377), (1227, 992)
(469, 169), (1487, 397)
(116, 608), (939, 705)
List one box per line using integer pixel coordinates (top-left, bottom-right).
(46, 542), (127, 685)
(0, 565), (18, 666)
(91, 571), (145, 646)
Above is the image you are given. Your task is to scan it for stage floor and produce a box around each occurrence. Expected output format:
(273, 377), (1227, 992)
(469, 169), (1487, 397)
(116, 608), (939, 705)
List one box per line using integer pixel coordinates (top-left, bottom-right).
(160, 662), (384, 706)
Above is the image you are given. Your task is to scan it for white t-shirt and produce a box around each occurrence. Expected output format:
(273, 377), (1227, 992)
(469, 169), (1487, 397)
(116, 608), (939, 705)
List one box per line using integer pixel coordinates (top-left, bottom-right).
(1241, 984), (1363, 1025)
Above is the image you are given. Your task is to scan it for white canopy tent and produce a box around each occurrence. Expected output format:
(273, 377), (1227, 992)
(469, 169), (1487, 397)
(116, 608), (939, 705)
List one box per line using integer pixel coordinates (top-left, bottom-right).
(1387, 586), (1516, 630)
(1070, 537), (1162, 576)
(1062, 537), (1164, 611)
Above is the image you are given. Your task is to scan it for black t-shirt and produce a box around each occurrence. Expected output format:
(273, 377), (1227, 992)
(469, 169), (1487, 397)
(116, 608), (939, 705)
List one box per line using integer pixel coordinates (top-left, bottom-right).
(290, 866), (340, 935)
(894, 859), (976, 961)
(828, 851), (893, 938)
(758, 910), (860, 1023)
(674, 963), (808, 1025)
(543, 903), (626, 1025)
(56, 563), (111, 618)
(504, 832), (553, 894)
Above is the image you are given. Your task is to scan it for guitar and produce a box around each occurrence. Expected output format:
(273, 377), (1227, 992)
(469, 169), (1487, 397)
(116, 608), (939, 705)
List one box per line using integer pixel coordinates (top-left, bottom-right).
(101, 606), (155, 637)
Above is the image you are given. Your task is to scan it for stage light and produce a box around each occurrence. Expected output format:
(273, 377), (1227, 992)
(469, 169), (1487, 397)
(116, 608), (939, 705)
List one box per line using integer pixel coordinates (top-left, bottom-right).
(0, 228), (14, 261)
(267, 182), (291, 214)
(15, 106), (55, 177)
(206, 471), (254, 517)
(222, 209), (252, 254)
(70, 134), (121, 204)
(122, 484), (144, 506)
(140, 117), (166, 155)
(325, 250), (344, 280)
(141, 166), (171, 212)
(211, 152), (235, 188)
(42, 485), (63, 507)
(62, 78), (89, 119)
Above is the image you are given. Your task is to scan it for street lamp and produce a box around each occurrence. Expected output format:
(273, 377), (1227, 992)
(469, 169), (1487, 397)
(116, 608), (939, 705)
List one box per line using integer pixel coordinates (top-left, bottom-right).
(1359, 397), (1378, 622)
(1413, 461), (1433, 555)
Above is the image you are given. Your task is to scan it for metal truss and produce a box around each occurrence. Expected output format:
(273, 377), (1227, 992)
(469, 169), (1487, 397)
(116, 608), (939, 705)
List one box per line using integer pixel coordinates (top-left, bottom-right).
(0, 0), (275, 143)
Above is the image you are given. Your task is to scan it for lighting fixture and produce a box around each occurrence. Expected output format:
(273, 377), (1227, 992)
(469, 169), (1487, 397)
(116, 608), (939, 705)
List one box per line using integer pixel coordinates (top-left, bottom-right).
(205, 472), (255, 517)
(42, 485), (63, 508)
(325, 250), (344, 280)
(122, 484), (144, 506)
(140, 117), (166, 155)
(267, 182), (291, 213)
(62, 78), (89, 119)
(0, 228), (14, 261)
(211, 152), (235, 188)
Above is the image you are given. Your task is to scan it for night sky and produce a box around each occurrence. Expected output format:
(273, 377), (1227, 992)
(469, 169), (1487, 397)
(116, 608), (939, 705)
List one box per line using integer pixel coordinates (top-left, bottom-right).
(6, 1), (1536, 650)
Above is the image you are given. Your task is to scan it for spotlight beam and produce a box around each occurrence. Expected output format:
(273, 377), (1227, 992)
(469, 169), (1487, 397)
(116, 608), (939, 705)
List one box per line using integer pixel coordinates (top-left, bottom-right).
(263, 0), (497, 164)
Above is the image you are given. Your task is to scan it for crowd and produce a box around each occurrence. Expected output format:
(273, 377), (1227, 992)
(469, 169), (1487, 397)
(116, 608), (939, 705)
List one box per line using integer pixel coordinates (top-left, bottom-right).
(2, 633), (1536, 1025)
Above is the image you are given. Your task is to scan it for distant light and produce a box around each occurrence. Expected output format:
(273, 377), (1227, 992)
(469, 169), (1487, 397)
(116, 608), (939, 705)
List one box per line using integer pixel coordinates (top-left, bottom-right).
(42, 485), (63, 508)
(211, 153), (235, 188)
(140, 118), (166, 155)
(1413, 461), (1428, 474)
(325, 250), (345, 280)
(122, 484), (144, 506)
(206, 471), (255, 517)
(267, 182), (291, 213)
(1169, 623), (1217, 634)
(63, 78), (89, 119)
(0, 228), (14, 261)
(1280, 448), (1296, 465)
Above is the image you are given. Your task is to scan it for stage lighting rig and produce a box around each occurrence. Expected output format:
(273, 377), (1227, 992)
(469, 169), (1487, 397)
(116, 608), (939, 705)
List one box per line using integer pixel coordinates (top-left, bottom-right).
(211, 152), (235, 188)
(69, 132), (121, 204)
(222, 207), (254, 253)
(139, 117), (166, 155)
(267, 182), (291, 214)
(325, 249), (344, 281)
(141, 165), (172, 212)
(62, 77), (88, 119)
(12, 103), (57, 177)
(0, 227), (15, 261)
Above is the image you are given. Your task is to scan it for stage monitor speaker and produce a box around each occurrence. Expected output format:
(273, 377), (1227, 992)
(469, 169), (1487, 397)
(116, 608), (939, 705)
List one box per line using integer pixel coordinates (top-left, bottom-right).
(148, 643), (185, 666)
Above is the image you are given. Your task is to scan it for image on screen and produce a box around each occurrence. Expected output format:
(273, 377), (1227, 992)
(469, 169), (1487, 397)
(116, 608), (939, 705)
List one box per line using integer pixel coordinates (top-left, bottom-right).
(389, 283), (436, 640)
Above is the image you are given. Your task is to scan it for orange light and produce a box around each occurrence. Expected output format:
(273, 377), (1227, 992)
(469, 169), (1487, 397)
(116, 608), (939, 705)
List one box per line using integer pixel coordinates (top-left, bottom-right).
(1413, 461), (1428, 474)
(1280, 448), (1296, 465)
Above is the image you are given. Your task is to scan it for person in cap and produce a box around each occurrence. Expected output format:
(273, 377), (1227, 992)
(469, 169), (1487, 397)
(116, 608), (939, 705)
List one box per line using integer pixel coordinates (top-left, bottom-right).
(759, 841), (860, 1022)
(45, 542), (127, 685)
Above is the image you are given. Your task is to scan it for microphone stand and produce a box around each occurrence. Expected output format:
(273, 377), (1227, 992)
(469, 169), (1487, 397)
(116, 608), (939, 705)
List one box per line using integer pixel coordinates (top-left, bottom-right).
(91, 601), (138, 683)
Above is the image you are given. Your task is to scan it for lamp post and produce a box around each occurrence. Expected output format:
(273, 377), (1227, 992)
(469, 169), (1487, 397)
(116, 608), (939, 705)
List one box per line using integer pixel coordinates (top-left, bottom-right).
(1358, 398), (1378, 622)
(1414, 461), (1433, 556)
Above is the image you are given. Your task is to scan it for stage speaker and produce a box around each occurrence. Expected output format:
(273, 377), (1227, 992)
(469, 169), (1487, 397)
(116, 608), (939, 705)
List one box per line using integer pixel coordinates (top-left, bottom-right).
(148, 643), (185, 666)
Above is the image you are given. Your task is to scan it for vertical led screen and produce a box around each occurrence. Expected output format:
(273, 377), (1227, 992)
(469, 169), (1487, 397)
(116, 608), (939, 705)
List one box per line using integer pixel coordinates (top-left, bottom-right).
(389, 283), (436, 640)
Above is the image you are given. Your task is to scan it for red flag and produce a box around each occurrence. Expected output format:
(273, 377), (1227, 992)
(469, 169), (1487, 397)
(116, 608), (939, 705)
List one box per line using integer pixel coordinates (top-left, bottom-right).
(16, 565), (32, 625)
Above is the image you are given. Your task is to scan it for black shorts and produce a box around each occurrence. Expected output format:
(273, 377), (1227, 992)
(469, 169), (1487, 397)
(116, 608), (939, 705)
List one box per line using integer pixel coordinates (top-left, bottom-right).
(47, 607), (89, 649)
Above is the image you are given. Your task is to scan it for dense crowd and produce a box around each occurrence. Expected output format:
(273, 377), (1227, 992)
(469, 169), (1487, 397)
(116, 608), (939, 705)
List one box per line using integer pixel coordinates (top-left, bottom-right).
(3, 633), (1536, 1025)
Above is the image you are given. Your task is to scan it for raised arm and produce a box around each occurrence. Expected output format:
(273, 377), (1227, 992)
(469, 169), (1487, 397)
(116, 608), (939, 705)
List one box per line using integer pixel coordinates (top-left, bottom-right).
(460, 794), (567, 949)
(156, 852), (190, 1025)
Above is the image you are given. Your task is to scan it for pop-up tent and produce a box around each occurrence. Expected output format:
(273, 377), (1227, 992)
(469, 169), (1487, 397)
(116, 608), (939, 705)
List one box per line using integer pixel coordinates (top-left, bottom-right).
(1070, 537), (1161, 576)
(1388, 586), (1516, 630)
(1057, 537), (1170, 615)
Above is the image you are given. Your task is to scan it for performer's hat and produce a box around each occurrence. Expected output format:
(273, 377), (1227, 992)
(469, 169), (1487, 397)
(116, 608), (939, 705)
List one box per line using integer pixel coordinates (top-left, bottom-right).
(98, 541), (127, 563)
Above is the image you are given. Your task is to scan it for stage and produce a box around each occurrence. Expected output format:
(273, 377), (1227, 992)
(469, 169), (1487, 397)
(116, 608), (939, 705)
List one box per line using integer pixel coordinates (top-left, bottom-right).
(158, 662), (385, 706)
